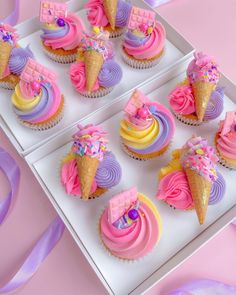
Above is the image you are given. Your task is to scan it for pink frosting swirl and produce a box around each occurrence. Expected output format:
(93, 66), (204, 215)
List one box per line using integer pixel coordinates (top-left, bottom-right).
(42, 13), (85, 50)
(169, 85), (195, 115)
(157, 171), (193, 209)
(123, 22), (165, 60)
(187, 52), (220, 84)
(85, 0), (109, 27)
(70, 61), (99, 93)
(100, 200), (159, 260)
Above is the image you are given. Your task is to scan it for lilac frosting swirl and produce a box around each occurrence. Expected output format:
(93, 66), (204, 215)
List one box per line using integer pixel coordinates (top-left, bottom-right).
(9, 45), (34, 75)
(95, 152), (122, 189)
(98, 59), (122, 88)
(115, 0), (132, 27)
(204, 87), (224, 121)
(209, 172), (226, 205)
(124, 31), (150, 47)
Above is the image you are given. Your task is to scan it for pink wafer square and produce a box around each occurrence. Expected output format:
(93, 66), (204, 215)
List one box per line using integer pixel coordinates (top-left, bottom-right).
(40, 1), (67, 23)
(124, 90), (149, 116)
(108, 187), (138, 224)
(221, 111), (236, 136)
(128, 6), (155, 30)
(20, 58), (57, 84)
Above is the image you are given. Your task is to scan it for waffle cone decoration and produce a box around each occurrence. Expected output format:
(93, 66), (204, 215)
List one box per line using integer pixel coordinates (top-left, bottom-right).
(84, 50), (104, 92)
(0, 41), (12, 79)
(192, 81), (215, 122)
(185, 167), (212, 225)
(77, 155), (100, 200)
(103, 0), (118, 30)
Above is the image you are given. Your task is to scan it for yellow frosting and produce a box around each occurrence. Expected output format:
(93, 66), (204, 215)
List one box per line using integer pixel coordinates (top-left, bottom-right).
(159, 149), (183, 180)
(12, 84), (41, 111)
(120, 119), (159, 149)
(138, 193), (162, 242)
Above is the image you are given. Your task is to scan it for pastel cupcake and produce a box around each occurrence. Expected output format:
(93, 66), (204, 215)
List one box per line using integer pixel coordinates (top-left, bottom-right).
(61, 124), (122, 200)
(11, 59), (64, 130)
(0, 24), (34, 90)
(39, 1), (85, 63)
(215, 111), (236, 170)
(85, 0), (132, 38)
(122, 6), (165, 69)
(70, 28), (122, 98)
(120, 89), (175, 160)
(100, 187), (162, 260)
(169, 52), (223, 125)
(156, 136), (223, 225)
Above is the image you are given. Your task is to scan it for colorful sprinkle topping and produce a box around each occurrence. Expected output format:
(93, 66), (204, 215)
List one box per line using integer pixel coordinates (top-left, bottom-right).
(0, 23), (18, 45)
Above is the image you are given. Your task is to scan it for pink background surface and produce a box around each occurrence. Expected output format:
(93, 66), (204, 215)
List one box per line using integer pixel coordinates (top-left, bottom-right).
(0, 0), (236, 294)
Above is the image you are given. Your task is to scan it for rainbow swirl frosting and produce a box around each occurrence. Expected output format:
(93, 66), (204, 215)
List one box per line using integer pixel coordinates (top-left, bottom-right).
(41, 13), (85, 50)
(123, 22), (166, 60)
(100, 187), (162, 260)
(120, 90), (175, 156)
(12, 79), (62, 125)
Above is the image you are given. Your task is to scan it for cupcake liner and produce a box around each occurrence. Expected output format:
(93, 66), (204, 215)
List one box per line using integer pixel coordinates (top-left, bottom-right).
(78, 87), (114, 99)
(172, 110), (203, 126)
(121, 141), (171, 161)
(214, 135), (236, 171)
(121, 47), (165, 69)
(0, 81), (15, 90)
(102, 25), (126, 38)
(43, 46), (77, 64)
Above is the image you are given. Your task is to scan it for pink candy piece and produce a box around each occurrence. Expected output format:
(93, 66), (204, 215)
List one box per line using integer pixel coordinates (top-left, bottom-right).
(30, 81), (41, 93)
(108, 187), (138, 224)
(128, 6), (155, 30)
(124, 89), (150, 116)
(220, 111), (236, 136)
(20, 58), (57, 84)
(40, 0), (67, 23)
(137, 107), (149, 119)
(139, 23), (148, 33)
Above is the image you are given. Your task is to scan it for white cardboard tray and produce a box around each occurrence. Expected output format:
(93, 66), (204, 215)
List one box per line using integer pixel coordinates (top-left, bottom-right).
(25, 62), (236, 295)
(0, 0), (194, 156)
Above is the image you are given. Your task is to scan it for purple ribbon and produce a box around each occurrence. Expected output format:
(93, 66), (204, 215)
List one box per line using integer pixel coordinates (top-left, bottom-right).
(1, 0), (20, 26)
(168, 279), (236, 295)
(0, 146), (65, 292)
(144, 0), (172, 7)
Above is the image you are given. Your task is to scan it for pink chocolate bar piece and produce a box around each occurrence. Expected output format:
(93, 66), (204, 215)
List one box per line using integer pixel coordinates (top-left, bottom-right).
(40, 0), (67, 23)
(128, 6), (155, 30)
(108, 187), (138, 224)
(221, 111), (236, 136)
(20, 58), (57, 84)
(124, 89), (149, 116)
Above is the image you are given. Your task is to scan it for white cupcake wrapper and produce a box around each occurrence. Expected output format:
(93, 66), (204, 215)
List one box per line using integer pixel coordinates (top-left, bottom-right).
(121, 47), (165, 69)
(108, 27), (126, 38)
(0, 81), (15, 90)
(43, 47), (77, 64)
(78, 87), (114, 99)
(215, 148), (236, 171)
(172, 110), (212, 126)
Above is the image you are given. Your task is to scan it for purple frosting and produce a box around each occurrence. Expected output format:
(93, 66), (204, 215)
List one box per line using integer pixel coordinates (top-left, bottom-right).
(95, 152), (122, 189)
(129, 110), (174, 154)
(41, 23), (69, 40)
(98, 59), (122, 88)
(115, 0), (132, 27)
(209, 172), (226, 205)
(124, 30), (150, 47)
(204, 87), (224, 121)
(9, 45), (34, 75)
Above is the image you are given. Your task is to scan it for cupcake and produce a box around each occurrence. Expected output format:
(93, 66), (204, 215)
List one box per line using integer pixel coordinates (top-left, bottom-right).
(11, 58), (64, 130)
(85, 0), (132, 38)
(156, 136), (223, 224)
(39, 0), (85, 63)
(169, 52), (223, 125)
(121, 6), (165, 69)
(0, 23), (34, 90)
(61, 124), (122, 200)
(215, 111), (236, 170)
(100, 187), (162, 260)
(70, 28), (122, 98)
(120, 89), (175, 160)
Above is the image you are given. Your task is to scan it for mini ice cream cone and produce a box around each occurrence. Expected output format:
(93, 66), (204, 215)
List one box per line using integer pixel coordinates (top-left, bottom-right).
(185, 167), (212, 225)
(77, 155), (100, 200)
(103, 0), (118, 30)
(84, 50), (104, 92)
(192, 81), (215, 122)
(0, 41), (12, 79)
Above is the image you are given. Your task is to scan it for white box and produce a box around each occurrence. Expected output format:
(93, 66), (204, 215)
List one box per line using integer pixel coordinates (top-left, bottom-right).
(0, 0), (194, 156)
(25, 65), (236, 294)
